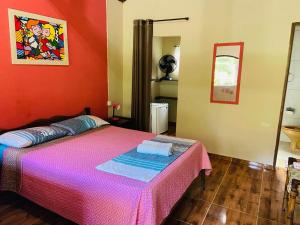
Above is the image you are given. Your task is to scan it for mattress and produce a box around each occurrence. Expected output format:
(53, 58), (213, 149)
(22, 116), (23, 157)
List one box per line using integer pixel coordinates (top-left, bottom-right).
(1, 126), (211, 225)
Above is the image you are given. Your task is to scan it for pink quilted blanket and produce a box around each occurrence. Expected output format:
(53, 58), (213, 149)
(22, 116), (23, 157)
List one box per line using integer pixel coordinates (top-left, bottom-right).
(15, 126), (211, 225)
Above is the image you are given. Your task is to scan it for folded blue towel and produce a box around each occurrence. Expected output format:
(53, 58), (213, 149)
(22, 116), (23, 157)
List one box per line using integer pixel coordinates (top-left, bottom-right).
(137, 141), (173, 156)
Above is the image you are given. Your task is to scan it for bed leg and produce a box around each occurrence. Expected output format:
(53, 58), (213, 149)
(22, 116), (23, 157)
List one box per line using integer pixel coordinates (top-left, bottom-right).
(199, 169), (205, 191)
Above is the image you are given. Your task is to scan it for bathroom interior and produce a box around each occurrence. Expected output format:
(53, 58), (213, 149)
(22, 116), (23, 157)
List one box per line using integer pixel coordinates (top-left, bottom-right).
(276, 25), (300, 168)
(150, 36), (181, 136)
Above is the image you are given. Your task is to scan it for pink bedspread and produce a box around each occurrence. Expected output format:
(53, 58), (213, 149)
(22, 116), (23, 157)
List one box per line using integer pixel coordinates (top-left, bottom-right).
(19, 126), (211, 225)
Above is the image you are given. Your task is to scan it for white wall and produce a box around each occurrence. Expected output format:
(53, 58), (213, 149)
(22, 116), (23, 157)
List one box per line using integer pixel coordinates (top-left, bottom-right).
(119, 0), (300, 165)
(151, 37), (162, 102)
(162, 37), (181, 80)
(152, 37), (163, 80)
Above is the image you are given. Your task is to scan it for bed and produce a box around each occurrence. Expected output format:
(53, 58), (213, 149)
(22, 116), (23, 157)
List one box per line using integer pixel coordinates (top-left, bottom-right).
(0, 108), (211, 225)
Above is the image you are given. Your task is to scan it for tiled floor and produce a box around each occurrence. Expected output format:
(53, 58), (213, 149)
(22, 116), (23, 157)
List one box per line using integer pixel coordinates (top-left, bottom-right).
(164, 154), (299, 225)
(0, 153), (298, 225)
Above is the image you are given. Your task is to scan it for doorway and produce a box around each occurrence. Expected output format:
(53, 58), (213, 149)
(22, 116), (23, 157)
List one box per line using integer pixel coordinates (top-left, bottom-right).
(150, 36), (181, 136)
(274, 23), (300, 168)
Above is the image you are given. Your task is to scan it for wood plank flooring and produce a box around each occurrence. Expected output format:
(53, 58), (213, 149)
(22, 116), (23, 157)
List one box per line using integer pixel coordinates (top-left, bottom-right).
(0, 153), (296, 225)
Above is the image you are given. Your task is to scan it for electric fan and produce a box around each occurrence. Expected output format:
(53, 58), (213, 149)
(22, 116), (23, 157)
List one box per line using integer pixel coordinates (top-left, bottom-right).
(159, 55), (177, 81)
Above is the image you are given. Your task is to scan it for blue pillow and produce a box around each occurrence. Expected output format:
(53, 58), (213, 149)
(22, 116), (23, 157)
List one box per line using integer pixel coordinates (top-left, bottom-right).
(0, 126), (68, 148)
(51, 115), (109, 135)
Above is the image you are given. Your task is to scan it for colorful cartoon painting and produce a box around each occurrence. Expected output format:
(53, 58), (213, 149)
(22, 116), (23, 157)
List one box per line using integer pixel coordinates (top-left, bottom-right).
(8, 9), (69, 65)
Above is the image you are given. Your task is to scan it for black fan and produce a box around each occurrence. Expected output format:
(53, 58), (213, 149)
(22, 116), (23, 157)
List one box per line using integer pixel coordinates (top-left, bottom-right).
(159, 55), (177, 81)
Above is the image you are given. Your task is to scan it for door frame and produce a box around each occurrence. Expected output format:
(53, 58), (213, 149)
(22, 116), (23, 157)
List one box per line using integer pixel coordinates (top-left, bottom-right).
(273, 22), (300, 167)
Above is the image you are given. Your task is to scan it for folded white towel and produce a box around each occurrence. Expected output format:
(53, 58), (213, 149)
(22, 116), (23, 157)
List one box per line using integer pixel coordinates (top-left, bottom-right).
(137, 141), (173, 156)
(142, 140), (172, 148)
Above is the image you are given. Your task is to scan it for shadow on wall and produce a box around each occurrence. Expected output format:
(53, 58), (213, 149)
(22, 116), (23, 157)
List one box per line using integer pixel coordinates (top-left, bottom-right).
(48, 0), (106, 61)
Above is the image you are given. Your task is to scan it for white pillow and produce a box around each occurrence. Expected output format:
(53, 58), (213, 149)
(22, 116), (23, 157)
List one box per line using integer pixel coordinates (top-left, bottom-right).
(0, 132), (32, 148)
(87, 115), (110, 127)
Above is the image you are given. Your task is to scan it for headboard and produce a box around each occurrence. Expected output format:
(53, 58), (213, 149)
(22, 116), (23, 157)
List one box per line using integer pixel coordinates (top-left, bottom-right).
(0, 107), (91, 135)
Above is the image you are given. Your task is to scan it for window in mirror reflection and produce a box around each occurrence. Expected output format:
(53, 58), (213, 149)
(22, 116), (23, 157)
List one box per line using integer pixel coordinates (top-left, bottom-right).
(210, 42), (244, 104)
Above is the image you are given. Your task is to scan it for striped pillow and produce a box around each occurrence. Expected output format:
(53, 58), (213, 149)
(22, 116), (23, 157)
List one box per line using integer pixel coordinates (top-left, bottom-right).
(85, 115), (110, 128)
(51, 115), (109, 135)
(0, 126), (68, 148)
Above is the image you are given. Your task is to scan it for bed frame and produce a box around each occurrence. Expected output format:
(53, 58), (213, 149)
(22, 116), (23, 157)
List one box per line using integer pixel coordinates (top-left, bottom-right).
(0, 107), (91, 135)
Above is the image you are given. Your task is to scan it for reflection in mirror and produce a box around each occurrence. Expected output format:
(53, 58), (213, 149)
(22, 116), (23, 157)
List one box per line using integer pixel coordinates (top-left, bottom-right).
(210, 42), (244, 104)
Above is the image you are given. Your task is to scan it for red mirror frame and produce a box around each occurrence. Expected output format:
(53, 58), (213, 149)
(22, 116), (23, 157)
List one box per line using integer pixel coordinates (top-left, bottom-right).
(210, 42), (244, 104)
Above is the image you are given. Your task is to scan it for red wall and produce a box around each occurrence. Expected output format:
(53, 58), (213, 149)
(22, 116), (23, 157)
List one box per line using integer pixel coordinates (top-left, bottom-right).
(0, 0), (108, 129)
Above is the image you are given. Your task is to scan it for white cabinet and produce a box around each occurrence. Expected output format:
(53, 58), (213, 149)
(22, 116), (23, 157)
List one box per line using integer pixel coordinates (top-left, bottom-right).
(150, 103), (168, 134)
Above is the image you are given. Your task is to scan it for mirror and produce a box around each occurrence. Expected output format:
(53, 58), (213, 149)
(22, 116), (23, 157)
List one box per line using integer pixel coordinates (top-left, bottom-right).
(210, 42), (244, 104)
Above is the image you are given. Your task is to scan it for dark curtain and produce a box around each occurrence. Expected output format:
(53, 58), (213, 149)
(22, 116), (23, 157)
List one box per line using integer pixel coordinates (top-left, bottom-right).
(131, 19), (153, 131)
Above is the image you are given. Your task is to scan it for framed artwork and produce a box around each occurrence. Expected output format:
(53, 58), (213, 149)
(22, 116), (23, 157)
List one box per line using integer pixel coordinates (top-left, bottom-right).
(8, 9), (69, 65)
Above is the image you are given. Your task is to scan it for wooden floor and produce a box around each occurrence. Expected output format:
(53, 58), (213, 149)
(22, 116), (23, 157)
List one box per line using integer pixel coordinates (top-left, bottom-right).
(162, 123), (176, 136)
(0, 153), (298, 225)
